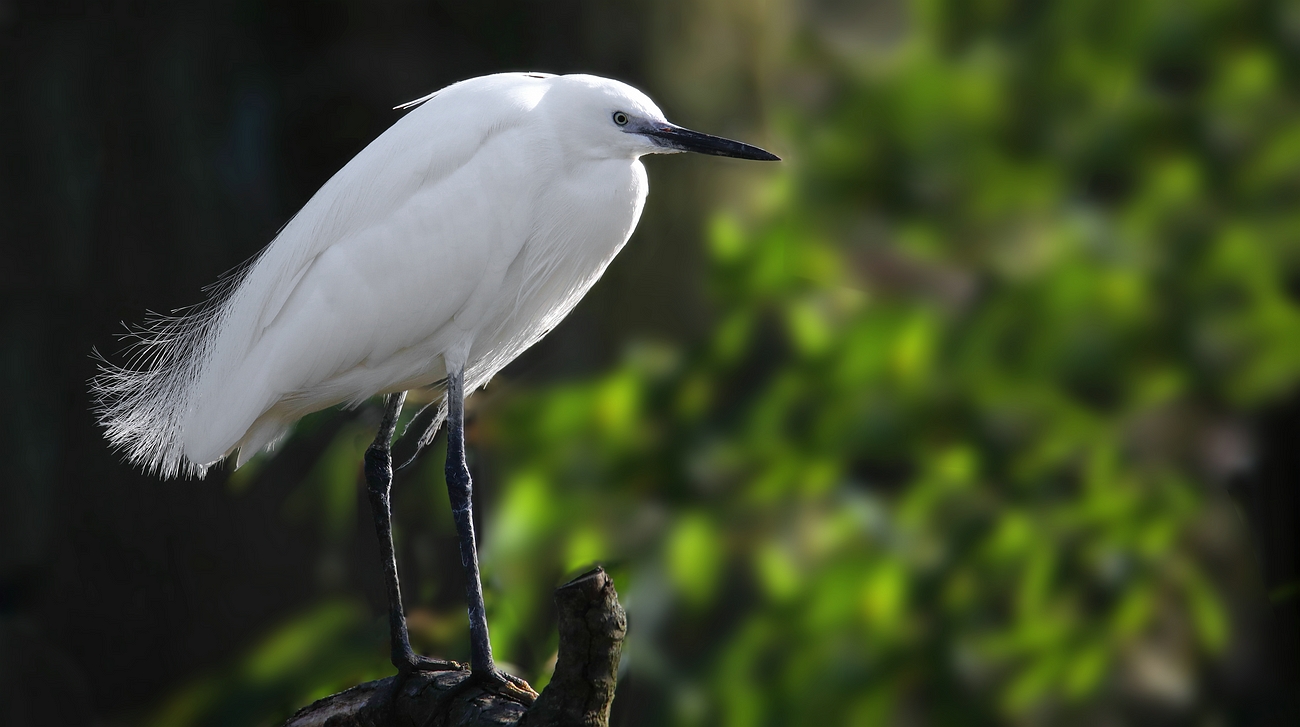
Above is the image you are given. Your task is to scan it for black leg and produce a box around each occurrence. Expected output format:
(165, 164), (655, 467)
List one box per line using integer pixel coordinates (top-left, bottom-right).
(444, 371), (495, 673)
(364, 391), (458, 674)
(444, 370), (536, 701)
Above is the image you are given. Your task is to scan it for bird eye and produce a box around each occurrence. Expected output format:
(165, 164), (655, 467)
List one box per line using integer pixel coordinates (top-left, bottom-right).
(612, 111), (629, 126)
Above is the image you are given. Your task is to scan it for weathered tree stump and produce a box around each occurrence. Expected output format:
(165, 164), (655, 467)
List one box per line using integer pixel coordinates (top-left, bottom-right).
(284, 568), (626, 727)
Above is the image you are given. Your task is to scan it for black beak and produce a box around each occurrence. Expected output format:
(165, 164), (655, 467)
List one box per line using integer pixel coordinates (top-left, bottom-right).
(641, 123), (780, 161)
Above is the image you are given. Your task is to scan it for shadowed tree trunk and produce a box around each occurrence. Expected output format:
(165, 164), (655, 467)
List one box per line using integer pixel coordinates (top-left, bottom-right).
(283, 568), (626, 727)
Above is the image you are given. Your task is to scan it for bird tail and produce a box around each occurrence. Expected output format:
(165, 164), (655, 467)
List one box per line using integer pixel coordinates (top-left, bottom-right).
(91, 269), (250, 480)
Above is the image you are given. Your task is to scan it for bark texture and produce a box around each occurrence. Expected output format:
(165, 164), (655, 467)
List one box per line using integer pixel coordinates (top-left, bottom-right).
(284, 567), (626, 727)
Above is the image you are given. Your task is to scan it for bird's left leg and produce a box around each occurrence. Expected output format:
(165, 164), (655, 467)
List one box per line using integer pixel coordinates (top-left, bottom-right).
(363, 391), (460, 675)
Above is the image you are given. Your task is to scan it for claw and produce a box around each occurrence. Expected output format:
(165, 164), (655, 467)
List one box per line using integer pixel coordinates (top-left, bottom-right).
(474, 667), (538, 706)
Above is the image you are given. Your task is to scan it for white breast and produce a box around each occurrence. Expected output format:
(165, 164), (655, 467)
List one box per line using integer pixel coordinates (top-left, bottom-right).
(463, 157), (650, 388)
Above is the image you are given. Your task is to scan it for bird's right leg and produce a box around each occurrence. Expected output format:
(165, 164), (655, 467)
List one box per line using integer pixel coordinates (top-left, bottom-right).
(364, 391), (460, 674)
(444, 369), (537, 703)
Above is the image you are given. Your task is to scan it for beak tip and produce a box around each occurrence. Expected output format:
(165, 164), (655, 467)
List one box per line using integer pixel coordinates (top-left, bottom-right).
(728, 146), (781, 162)
(734, 144), (781, 162)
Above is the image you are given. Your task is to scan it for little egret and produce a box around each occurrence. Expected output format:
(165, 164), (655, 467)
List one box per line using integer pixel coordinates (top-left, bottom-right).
(93, 72), (777, 697)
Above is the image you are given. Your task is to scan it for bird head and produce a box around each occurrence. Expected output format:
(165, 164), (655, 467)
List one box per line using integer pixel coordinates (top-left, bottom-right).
(542, 74), (780, 162)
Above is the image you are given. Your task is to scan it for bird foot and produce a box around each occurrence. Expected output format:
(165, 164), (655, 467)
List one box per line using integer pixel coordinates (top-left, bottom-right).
(469, 667), (538, 706)
(397, 653), (466, 674)
(395, 655), (534, 706)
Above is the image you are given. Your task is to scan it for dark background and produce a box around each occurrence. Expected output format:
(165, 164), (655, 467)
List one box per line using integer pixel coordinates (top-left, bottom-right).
(0, 0), (706, 722)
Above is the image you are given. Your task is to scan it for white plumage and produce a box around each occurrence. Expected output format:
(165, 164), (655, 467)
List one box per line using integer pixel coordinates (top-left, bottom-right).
(94, 72), (775, 479)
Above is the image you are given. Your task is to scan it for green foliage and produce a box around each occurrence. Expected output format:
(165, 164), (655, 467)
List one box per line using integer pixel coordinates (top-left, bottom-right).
(474, 0), (1296, 722)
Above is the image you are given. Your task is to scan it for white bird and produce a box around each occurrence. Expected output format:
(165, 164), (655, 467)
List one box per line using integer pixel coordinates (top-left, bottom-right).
(93, 71), (777, 696)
